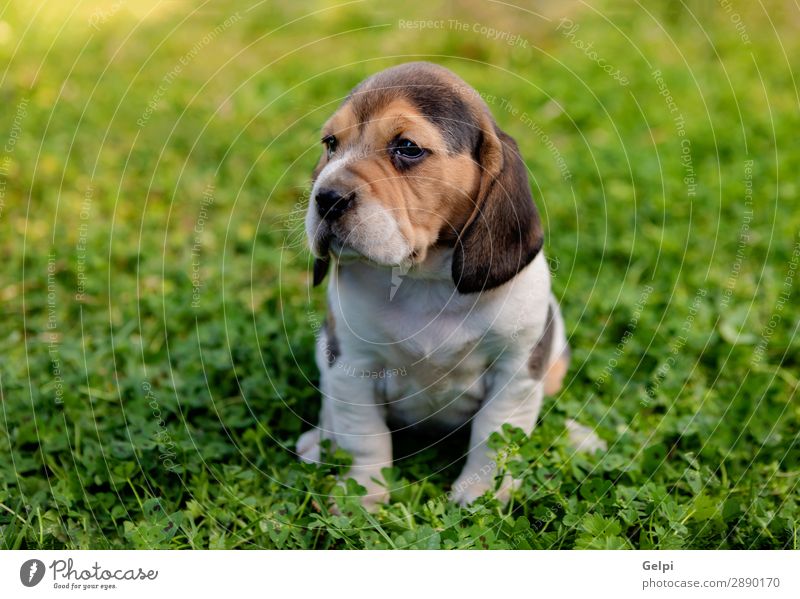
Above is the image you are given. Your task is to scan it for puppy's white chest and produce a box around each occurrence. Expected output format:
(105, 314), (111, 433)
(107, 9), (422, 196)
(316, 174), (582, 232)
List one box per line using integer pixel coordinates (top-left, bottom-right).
(336, 264), (502, 427)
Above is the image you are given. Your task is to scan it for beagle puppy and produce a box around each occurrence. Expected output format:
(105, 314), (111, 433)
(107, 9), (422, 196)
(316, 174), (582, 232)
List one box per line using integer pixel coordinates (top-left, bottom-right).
(298, 62), (591, 508)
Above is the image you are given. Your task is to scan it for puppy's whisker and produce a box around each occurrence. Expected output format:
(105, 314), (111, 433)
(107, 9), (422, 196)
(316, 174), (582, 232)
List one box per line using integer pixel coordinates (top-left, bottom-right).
(279, 205), (313, 251)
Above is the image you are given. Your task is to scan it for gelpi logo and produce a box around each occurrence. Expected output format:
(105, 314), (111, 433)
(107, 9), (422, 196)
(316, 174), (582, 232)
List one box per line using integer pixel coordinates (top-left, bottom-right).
(20, 559), (46, 587)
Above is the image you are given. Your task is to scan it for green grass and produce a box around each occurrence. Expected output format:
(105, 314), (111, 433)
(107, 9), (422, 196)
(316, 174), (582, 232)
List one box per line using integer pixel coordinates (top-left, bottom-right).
(1, 0), (798, 549)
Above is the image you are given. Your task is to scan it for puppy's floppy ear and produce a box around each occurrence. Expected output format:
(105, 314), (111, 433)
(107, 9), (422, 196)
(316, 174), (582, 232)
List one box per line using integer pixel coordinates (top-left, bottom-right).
(312, 256), (329, 287)
(451, 116), (543, 294)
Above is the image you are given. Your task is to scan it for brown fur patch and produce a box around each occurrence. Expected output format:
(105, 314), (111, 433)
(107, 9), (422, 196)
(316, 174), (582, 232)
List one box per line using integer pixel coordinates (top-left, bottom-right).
(543, 351), (569, 396)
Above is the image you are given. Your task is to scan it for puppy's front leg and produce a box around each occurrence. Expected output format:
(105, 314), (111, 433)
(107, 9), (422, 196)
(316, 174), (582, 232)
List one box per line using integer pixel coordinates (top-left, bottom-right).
(451, 371), (543, 506)
(327, 365), (392, 507)
(299, 350), (392, 509)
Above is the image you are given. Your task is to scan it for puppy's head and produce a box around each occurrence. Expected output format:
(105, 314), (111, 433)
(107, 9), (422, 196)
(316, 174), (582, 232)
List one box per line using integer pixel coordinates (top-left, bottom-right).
(306, 62), (543, 293)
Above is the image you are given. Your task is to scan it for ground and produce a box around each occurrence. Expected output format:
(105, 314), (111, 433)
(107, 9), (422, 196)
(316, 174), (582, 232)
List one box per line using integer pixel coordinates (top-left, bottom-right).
(0, 0), (798, 549)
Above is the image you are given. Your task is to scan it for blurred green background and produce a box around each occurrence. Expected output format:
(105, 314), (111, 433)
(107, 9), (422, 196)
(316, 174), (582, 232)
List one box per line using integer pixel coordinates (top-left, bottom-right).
(0, 0), (797, 549)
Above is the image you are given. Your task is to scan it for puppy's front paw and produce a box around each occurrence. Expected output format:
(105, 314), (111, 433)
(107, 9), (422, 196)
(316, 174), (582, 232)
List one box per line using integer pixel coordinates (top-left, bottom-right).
(451, 473), (492, 506)
(450, 471), (519, 506)
(347, 468), (390, 512)
(358, 482), (390, 512)
(565, 418), (607, 454)
(296, 428), (322, 463)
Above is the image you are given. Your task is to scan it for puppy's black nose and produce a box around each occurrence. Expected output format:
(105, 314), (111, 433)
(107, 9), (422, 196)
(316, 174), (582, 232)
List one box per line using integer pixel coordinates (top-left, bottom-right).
(315, 189), (354, 221)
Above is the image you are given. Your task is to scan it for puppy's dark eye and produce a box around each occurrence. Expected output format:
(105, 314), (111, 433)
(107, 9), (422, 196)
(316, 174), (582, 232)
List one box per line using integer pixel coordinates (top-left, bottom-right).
(391, 138), (426, 160)
(322, 135), (337, 157)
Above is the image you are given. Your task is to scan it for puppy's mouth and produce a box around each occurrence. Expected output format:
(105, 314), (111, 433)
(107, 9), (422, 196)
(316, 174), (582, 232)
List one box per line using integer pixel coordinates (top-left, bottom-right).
(312, 229), (356, 259)
(327, 236), (363, 262)
(328, 234), (399, 266)
(315, 229), (413, 268)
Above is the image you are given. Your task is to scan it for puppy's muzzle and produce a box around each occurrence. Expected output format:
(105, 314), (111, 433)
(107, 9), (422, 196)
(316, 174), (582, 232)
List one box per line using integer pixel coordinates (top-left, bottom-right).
(315, 188), (355, 221)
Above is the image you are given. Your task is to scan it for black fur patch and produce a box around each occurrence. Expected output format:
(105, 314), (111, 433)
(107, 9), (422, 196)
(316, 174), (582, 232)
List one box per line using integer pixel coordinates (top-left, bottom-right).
(528, 304), (554, 379)
(323, 312), (340, 367)
(312, 257), (329, 287)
